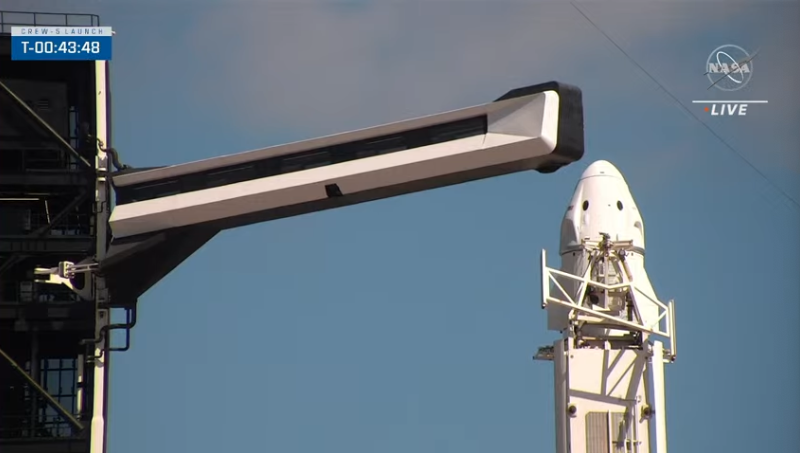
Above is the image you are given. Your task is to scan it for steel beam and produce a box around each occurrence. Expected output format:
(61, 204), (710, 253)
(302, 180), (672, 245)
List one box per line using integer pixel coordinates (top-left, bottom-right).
(0, 80), (92, 170)
(0, 345), (84, 433)
(0, 173), (89, 187)
(0, 190), (92, 276)
(89, 59), (111, 453)
(0, 236), (94, 254)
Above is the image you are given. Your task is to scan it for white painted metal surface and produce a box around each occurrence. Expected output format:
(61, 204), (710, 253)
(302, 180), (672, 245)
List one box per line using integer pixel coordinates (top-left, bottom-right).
(537, 160), (676, 453)
(109, 89), (564, 239)
(90, 59), (111, 453)
(554, 340), (651, 453)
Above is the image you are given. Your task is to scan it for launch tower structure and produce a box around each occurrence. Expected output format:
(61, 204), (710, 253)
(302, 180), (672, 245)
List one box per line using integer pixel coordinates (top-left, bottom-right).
(0, 11), (118, 453)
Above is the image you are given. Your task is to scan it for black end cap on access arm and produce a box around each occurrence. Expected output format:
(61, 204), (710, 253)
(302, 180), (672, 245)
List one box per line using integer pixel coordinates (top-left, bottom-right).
(495, 81), (585, 173)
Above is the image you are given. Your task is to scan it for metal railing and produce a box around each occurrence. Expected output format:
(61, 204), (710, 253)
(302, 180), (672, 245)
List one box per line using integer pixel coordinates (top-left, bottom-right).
(0, 11), (100, 34)
(0, 358), (82, 440)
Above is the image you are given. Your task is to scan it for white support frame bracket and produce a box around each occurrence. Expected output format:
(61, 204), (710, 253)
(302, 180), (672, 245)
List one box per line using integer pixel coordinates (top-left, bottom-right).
(541, 246), (677, 363)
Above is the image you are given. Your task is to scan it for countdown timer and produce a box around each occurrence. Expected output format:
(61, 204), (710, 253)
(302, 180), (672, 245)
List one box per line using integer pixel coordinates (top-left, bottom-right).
(11, 26), (113, 61)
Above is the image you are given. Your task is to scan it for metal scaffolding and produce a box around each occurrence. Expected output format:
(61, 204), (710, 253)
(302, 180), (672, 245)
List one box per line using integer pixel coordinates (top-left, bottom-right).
(1, 12), (119, 453)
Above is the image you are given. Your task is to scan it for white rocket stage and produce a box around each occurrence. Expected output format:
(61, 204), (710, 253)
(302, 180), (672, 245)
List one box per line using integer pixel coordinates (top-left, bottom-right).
(536, 160), (677, 453)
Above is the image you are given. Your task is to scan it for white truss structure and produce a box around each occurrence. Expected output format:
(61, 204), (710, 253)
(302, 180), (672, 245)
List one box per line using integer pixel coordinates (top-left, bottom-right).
(541, 234), (676, 360)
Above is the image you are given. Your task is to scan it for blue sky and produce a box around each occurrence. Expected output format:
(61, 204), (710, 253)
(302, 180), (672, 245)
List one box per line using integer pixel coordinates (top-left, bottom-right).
(8, 1), (800, 452)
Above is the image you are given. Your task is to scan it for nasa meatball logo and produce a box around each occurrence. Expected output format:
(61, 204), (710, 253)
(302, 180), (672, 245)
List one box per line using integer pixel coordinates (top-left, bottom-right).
(706, 44), (753, 92)
(694, 44), (766, 116)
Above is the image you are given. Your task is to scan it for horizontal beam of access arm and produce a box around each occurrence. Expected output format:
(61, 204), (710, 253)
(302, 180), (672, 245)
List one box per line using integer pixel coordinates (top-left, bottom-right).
(109, 81), (583, 239)
(102, 81), (584, 304)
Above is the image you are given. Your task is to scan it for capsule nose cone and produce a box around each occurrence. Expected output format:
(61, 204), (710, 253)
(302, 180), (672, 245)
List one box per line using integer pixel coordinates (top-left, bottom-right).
(580, 160), (623, 180)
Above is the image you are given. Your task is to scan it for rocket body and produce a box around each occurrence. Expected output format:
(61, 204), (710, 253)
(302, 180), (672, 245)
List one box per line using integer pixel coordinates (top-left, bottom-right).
(540, 160), (673, 453)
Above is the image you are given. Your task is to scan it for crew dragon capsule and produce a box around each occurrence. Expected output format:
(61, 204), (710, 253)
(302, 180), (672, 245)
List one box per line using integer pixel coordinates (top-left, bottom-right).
(548, 159), (660, 335)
